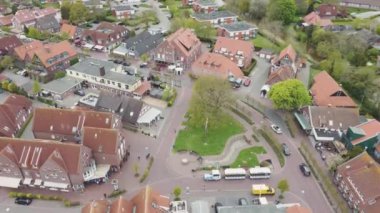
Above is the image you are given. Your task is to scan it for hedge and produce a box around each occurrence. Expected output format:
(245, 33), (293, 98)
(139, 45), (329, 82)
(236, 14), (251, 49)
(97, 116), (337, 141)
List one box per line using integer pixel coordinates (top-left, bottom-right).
(9, 192), (79, 207)
(242, 59), (257, 76)
(229, 106), (254, 125)
(139, 157), (154, 183)
(258, 127), (285, 167)
(107, 189), (127, 198)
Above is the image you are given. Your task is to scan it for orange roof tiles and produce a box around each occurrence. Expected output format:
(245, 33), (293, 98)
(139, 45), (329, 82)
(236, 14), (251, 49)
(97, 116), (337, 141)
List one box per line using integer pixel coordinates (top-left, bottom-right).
(61, 23), (77, 38)
(214, 36), (253, 59)
(0, 14), (13, 26)
(82, 127), (118, 155)
(81, 200), (109, 213)
(351, 119), (380, 145)
(33, 40), (77, 68)
(14, 40), (44, 61)
(166, 28), (201, 57)
(286, 205), (313, 213)
(310, 71), (357, 108)
(110, 196), (132, 213)
(303, 12), (333, 27)
(266, 65), (295, 85)
(192, 52), (244, 79)
(277, 44), (297, 63)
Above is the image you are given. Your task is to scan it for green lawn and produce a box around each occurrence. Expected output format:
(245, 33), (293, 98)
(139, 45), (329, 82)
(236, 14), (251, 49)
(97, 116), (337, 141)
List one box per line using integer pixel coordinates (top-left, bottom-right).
(252, 35), (281, 52)
(230, 146), (266, 168)
(174, 114), (244, 156)
(345, 7), (376, 14)
(42, 2), (60, 9)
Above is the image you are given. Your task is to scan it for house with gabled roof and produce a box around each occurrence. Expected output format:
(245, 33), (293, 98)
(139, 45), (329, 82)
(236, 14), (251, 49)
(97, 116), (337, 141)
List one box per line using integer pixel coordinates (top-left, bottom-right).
(317, 4), (339, 19)
(265, 65), (295, 86)
(303, 11), (333, 28)
(343, 119), (380, 153)
(0, 14), (14, 26)
(0, 137), (93, 192)
(213, 37), (254, 69)
(60, 23), (79, 40)
(191, 52), (244, 80)
(334, 152), (380, 212)
(0, 35), (22, 55)
(11, 7), (60, 31)
(13, 40), (44, 61)
(310, 71), (357, 108)
(272, 44), (297, 68)
(111, 5), (136, 19)
(81, 185), (170, 213)
(294, 106), (361, 141)
(152, 28), (202, 71)
(192, 0), (219, 14)
(35, 15), (60, 33)
(0, 94), (32, 138)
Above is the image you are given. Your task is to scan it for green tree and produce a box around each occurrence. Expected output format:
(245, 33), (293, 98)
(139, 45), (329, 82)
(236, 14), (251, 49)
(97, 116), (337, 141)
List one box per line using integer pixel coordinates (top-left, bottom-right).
(0, 56), (14, 70)
(268, 0), (297, 25)
(32, 80), (41, 95)
(277, 179), (289, 199)
(7, 83), (17, 93)
(54, 71), (66, 79)
(69, 0), (89, 24)
(171, 18), (216, 40)
(295, 0), (310, 15)
(173, 186), (182, 201)
(376, 25), (380, 36)
(140, 53), (149, 63)
(27, 27), (44, 40)
(249, 0), (269, 20)
(61, 0), (72, 20)
(188, 76), (233, 128)
(1, 80), (9, 90)
(268, 79), (312, 110)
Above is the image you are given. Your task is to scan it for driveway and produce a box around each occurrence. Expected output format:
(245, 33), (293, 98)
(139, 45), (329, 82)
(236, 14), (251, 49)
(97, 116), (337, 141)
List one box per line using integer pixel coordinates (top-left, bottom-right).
(148, 0), (171, 32)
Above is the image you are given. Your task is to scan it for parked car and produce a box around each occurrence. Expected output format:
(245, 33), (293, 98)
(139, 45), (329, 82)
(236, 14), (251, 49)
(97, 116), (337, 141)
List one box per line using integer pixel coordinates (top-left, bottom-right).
(123, 61), (131, 66)
(243, 78), (251, 87)
(214, 202), (222, 213)
(299, 163), (311, 176)
(282, 143), (291, 156)
(16, 69), (27, 76)
(15, 197), (32, 205)
(204, 170), (221, 181)
(114, 59), (122, 64)
(74, 89), (85, 96)
(271, 124), (282, 134)
(140, 62), (148, 68)
(238, 198), (248, 206)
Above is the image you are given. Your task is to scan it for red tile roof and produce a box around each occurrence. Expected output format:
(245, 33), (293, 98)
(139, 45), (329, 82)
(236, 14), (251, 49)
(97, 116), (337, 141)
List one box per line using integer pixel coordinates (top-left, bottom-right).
(192, 52), (244, 79)
(166, 28), (201, 57)
(133, 81), (151, 96)
(4, 94), (32, 110)
(82, 127), (118, 155)
(14, 40), (44, 61)
(350, 119), (380, 145)
(0, 14), (13, 26)
(286, 205), (312, 213)
(310, 71), (357, 108)
(303, 12), (333, 27)
(266, 65), (295, 85)
(61, 23), (77, 39)
(0, 35), (22, 53)
(277, 44), (297, 64)
(337, 152), (380, 213)
(317, 4), (338, 17)
(81, 199), (109, 213)
(110, 196), (132, 213)
(33, 40), (77, 69)
(213, 36), (253, 60)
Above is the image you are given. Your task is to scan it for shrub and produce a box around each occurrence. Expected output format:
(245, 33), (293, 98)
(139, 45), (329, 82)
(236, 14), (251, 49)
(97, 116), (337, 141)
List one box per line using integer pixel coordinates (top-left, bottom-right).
(252, 134), (259, 142)
(242, 59), (257, 76)
(8, 192), (17, 198)
(108, 189), (127, 198)
(139, 169), (149, 183)
(64, 200), (80, 207)
(70, 57), (79, 66)
(229, 106), (254, 125)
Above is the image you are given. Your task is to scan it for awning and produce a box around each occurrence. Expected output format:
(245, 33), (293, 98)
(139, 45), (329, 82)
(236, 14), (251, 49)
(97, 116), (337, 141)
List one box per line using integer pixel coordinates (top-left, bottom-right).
(87, 164), (111, 181)
(294, 112), (312, 130)
(43, 181), (70, 189)
(23, 178), (32, 185)
(0, 176), (21, 188)
(34, 179), (42, 186)
(137, 107), (161, 124)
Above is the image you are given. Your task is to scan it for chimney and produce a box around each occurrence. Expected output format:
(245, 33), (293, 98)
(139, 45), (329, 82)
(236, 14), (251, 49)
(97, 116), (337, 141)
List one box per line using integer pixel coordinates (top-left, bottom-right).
(99, 66), (105, 76)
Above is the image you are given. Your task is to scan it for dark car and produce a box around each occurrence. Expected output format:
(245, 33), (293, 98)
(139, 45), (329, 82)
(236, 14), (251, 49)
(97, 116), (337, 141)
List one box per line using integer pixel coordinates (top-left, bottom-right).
(123, 61), (131, 66)
(299, 163), (311, 176)
(15, 197), (32, 205)
(282, 143), (291, 156)
(74, 89), (85, 96)
(114, 59), (122, 64)
(238, 198), (248, 206)
(214, 202), (222, 213)
(140, 62), (148, 68)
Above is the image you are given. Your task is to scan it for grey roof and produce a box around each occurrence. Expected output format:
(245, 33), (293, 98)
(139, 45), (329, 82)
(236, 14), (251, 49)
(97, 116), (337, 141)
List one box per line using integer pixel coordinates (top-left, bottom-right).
(96, 91), (122, 112)
(308, 106), (360, 131)
(35, 15), (59, 31)
(196, 0), (218, 7)
(67, 58), (140, 86)
(120, 96), (143, 125)
(218, 204), (284, 213)
(192, 11), (237, 21)
(124, 31), (164, 56)
(219, 22), (258, 32)
(113, 5), (133, 11)
(42, 77), (80, 95)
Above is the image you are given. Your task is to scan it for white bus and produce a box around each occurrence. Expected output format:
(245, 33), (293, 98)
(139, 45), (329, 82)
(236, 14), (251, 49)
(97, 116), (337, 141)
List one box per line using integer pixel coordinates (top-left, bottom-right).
(224, 168), (247, 180)
(249, 167), (271, 179)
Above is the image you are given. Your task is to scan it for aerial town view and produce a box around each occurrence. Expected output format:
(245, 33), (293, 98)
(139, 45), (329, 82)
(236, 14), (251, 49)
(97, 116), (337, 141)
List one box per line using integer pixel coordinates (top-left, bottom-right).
(0, 0), (379, 212)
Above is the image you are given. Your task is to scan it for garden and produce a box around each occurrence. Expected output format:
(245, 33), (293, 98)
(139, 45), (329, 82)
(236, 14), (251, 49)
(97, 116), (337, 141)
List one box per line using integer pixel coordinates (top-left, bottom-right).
(230, 146), (266, 168)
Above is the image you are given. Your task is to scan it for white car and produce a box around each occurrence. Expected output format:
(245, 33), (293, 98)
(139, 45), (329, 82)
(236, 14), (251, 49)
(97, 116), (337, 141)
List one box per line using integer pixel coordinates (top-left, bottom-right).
(271, 124), (282, 134)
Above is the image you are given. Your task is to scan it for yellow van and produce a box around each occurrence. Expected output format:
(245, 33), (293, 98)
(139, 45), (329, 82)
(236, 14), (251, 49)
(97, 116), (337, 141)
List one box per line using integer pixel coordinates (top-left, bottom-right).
(251, 184), (275, 196)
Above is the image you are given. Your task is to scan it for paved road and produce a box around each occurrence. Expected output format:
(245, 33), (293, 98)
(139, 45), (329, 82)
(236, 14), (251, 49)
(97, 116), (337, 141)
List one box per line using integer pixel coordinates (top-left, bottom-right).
(148, 0), (171, 32)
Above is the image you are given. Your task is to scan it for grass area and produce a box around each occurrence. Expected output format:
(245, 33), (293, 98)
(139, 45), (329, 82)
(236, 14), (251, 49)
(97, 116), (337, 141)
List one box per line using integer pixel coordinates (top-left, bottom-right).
(299, 143), (350, 213)
(345, 6), (376, 14)
(42, 2), (60, 9)
(140, 3), (152, 8)
(174, 113), (244, 156)
(123, 10), (159, 27)
(230, 146), (266, 168)
(258, 127), (285, 167)
(252, 35), (281, 52)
